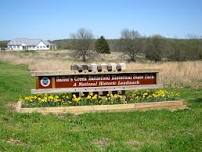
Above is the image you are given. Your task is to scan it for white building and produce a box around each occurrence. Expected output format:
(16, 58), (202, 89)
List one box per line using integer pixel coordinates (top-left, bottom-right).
(7, 38), (56, 51)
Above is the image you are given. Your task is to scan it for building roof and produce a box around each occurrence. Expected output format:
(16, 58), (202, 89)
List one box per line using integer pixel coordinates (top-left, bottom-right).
(8, 38), (55, 46)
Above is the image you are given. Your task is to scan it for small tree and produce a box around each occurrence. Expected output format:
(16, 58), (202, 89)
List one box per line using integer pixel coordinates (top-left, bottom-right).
(95, 36), (110, 54)
(71, 28), (94, 62)
(119, 29), (142, 61)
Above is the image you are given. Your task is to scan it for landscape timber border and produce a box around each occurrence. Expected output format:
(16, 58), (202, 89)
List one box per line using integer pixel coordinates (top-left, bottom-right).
(31, 68), (162, 94)
(16, 100), (187, 115)
(31, 84), (163, 94)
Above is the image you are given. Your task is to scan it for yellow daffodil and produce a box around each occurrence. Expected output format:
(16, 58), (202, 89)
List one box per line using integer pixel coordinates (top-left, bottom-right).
(72, 94), (76, 98)
(86, 95), (91, 99)
(92, 94), (97, 100)
(89, 92), (94, 96)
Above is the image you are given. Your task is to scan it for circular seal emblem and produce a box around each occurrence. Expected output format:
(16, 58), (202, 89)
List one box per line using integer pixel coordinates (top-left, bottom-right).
(40, 77), (50, 87)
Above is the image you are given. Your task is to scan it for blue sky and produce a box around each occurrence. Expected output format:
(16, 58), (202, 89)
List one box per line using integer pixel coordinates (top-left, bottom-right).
(0, 0), (202, 40)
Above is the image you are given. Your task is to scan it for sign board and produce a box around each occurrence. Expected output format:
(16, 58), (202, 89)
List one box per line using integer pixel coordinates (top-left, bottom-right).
(31, 70), (162, 94)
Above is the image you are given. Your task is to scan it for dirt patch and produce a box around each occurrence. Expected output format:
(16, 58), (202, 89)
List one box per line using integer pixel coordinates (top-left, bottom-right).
(6, 102), (17, 111)
(126, 140), (143, 147)
(92, 138), (110, 150)
(6, 138), (24, 145)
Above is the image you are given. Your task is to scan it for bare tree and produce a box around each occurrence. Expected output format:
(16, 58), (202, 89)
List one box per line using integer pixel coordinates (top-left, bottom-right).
(119, 29), (142, 61)
(145, 35), (172, 61)
(71, 28), (94, 62)
(186, 33), (202, 39)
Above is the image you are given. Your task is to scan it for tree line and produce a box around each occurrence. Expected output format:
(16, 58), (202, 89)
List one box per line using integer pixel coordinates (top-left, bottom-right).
(1, 28), (201, 62)
(53, 28), (202, 62)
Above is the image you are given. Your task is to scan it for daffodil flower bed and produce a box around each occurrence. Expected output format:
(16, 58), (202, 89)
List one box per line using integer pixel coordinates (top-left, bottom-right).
(19, 89), (179, 108)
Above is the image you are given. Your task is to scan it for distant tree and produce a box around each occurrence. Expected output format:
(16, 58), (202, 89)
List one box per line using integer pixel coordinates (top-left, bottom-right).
(167, 39), (202, 61)
(186, 33), (202, 39)
(145, 35), (166, 62)
(70, 28), (94, 62)
(0, 41), (7, 50)
(95, 36), (110, 54)
(119, 29), (142, 61)
(168, 41), (185, 61)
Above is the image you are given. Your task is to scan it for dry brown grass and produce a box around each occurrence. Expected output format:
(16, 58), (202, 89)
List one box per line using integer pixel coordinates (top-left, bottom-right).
(127, 61), (202, 87)
(0, 51), (201, 87)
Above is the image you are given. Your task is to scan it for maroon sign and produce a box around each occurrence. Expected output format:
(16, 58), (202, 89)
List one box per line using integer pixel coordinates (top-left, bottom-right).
(36, 73), (157, 89)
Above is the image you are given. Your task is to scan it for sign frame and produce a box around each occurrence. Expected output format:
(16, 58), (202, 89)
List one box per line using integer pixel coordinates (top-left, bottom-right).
(31, 69), (162, 94)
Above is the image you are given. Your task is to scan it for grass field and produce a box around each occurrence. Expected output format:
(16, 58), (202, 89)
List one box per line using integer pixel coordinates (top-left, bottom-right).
(0, 61), (201, 151)
(0, 51), (202, 88)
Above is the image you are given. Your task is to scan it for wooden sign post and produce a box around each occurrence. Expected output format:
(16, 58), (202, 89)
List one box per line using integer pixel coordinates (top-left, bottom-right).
(31, 65), (162, 94)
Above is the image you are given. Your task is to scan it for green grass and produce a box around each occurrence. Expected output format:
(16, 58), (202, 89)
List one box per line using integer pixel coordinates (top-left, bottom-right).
(0, 61), (201, 152)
